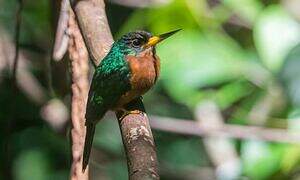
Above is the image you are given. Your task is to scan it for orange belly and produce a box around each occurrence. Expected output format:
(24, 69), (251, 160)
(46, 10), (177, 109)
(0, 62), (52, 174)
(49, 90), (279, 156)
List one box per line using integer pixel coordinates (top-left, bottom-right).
(115, 51), (160, 108)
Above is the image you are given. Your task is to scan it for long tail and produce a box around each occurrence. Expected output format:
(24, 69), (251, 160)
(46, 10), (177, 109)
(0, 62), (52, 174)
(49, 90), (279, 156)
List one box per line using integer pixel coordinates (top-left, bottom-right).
(82, 123), (96, 172)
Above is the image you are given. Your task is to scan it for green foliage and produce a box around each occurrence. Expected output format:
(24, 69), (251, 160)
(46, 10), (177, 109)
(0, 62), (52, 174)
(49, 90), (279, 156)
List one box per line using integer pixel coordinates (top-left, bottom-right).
(280, 44), (300, 106)
(222, 0), (263, 24)
(157, 29), (248, 107)
(242, 141), (285, 180)
(13, 150), (51, 180)
(254, 5), (300, 71)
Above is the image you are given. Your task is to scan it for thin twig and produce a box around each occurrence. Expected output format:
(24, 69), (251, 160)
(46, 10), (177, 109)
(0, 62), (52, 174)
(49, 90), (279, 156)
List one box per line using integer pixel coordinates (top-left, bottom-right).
(12, 0), (23, 84)
(150, 115), (300, 144)
(53, 0), (70, 61)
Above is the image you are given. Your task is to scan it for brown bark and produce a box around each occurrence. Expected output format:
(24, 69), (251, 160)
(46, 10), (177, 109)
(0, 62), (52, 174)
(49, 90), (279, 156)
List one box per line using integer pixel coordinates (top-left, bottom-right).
(73, 0), (113, 65)
(116, 99), (159, 180)
(68, 10), (89, 180)
(119, 113), (159, 179)
(72, 0), (160, 179)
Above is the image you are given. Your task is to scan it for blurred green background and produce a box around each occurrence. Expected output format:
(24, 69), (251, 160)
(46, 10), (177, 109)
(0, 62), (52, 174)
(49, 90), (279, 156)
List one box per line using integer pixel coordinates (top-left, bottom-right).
(1, 0), (300, 179)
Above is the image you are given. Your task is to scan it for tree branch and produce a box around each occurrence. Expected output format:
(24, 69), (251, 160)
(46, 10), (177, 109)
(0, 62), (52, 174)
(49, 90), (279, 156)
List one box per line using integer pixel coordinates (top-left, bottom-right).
(150, 116), (300, 144)
(72, 0), (160, 179)
(116, 99), (159, 180)
(68, 9), (89, 180)
(73, 0), (113, 66)
(12, 0), (23, 83)
(53, 0), (70, 61)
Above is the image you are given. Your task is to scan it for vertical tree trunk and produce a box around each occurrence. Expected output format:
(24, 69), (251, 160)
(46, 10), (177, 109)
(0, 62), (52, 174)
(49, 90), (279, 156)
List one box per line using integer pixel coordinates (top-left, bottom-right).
(68, 10), (89, 180)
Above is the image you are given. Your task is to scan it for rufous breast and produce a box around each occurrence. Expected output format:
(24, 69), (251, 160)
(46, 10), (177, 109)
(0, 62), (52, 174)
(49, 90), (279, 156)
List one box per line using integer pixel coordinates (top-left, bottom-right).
(116, 49), (160, 108)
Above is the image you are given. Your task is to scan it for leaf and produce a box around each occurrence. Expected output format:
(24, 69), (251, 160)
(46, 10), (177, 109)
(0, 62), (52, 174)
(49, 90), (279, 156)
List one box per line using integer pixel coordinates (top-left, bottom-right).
(281, 145), (300, 173)
(254, 5), (300, 71)
(13, 150), (51, 180)
(216, 81), (254, 109)
(242, 140), (284, 180)
(280, 43), (300, 106)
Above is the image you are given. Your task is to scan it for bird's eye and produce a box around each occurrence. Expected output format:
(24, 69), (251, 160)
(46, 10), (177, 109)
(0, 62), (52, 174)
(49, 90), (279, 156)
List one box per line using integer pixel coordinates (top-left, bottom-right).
(132, 39), (142, 47)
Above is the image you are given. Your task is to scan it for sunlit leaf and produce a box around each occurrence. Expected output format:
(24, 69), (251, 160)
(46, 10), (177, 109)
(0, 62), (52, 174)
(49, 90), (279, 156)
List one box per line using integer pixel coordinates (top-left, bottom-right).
(254, 5), (300, 71)
(242, 140), (284, 180)
(216, 81), (254, 109)
(281, 145), (300, 173)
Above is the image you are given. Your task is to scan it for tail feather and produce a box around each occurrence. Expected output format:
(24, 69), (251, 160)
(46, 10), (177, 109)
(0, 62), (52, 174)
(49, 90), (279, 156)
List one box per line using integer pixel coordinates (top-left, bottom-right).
(82, 123), (96, 172)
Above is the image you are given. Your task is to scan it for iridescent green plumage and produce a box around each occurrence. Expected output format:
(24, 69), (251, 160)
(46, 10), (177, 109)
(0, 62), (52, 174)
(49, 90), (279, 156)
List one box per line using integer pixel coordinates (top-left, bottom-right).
(85, 40), (132, 122)
(83, 38), (133, 171)
(83, 29), (180, 172)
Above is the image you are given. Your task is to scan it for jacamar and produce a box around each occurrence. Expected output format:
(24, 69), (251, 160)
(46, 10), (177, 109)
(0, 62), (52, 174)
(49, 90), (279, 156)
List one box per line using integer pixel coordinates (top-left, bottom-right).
(82, 29), (180, 171)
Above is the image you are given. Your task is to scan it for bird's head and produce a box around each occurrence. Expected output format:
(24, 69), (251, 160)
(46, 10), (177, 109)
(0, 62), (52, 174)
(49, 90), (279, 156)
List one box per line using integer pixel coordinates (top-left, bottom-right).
(116, 29), (181, 55)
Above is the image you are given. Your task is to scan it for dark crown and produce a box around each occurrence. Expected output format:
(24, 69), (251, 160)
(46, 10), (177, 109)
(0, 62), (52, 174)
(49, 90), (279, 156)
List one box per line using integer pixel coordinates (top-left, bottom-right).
(120, 30), (152, 49)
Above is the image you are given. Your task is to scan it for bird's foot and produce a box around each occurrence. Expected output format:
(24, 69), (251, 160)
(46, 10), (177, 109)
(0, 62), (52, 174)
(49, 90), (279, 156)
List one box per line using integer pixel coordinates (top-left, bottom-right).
(117, 109), (144, 120)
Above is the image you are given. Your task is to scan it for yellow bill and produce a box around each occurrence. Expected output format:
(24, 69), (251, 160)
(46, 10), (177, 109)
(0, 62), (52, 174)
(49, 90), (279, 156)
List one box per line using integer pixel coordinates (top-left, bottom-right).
(145, 29), (181, 47)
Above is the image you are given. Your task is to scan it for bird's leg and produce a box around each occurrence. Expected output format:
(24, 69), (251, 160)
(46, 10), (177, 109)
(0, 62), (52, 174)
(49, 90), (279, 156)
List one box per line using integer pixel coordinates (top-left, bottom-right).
(117, 108), (144, 120)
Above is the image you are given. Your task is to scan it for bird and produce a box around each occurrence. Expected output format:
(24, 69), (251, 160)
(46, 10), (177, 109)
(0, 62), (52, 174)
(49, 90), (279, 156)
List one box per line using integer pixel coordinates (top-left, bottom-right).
(82, 29), (180, 172)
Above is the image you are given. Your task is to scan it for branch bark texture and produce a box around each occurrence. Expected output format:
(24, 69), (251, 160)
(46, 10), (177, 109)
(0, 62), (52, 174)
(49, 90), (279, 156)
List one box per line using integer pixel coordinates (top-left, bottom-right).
(73, 0), (113, 65)
(68, 10), (89, 180)
(119, 114), (159, 179)
(72, 0), (160, 179)
(116, 99), (159, 180)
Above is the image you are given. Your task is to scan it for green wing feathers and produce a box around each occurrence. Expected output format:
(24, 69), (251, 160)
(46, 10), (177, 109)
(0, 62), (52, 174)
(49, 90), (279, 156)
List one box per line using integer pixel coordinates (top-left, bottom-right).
(83, 78), (108, 172)
(82, 123), (96, 172)
(82, 52), (131, 171)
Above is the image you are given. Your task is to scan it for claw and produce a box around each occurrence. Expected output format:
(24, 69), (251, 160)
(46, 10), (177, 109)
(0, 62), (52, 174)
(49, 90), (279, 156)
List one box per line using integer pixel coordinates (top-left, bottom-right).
(118, 109), (143, 120)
